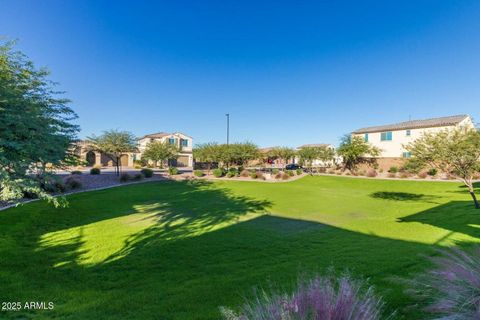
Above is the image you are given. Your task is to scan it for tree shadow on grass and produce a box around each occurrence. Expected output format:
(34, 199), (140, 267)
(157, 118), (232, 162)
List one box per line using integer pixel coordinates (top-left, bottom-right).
(398, 200), (480, 241)
(370, 191), (438, 202)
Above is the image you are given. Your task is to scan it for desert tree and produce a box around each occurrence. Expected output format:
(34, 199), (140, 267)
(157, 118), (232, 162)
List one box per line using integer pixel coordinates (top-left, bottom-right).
(269, 147), (296, 170)
(0, 40), (79, 206)
(297, 147), (320, 173)
(337, 135), (381, 172)
(87, 130), (137, 176)
(406, 127), (480, 208)
(142, 140), (179, 168)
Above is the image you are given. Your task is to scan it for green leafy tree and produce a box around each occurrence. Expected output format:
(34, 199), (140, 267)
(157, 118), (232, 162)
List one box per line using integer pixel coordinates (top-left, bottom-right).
(406, 127), (480, 208)
(0, 40), (79, 206)
(193, 143), (221, 174)
(142, 141), (178, 168)
(337, 135), (381, 172)
(317, 146), (336, 166)
(269, 147), (296, 170)
(297, 147), (320, 172)
(87, 130), (136, 175)
(225, 142), (259, 167)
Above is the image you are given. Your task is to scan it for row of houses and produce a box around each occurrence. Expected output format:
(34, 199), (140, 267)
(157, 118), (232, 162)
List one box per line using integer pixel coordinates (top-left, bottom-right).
(74, 114), (474, 169)
(74, 132), (194, 168)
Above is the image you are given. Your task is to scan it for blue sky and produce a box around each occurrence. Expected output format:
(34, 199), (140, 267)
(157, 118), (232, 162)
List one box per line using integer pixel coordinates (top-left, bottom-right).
(1, 1), (479, 147)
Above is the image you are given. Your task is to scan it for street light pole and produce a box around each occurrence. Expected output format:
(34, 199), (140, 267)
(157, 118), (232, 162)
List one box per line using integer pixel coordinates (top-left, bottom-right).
(226, 113), (230, 145)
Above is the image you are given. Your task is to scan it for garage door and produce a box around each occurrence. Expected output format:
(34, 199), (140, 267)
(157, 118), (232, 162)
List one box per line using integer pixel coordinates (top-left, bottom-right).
(176, 156), (189, 167)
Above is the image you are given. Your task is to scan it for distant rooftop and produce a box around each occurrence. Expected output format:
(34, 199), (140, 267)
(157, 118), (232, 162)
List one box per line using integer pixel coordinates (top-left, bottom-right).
(298, 143), (332, 149)
(140, 132), (170, 140)
(352, 114), (470, 134)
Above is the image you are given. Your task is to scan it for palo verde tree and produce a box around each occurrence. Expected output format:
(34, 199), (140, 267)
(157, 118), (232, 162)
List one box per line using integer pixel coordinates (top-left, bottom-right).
(0, 40), (79, 206)
(225, 142), (259, 167)
(142, 140), (178, 168)
(337, 135), (381, 172)
(87, 130), (137, 176)
(269, 147), (296, 170)
(297, 147), (319, 172)
(406, 127), (480, 209)
(193, 143), (221, 174)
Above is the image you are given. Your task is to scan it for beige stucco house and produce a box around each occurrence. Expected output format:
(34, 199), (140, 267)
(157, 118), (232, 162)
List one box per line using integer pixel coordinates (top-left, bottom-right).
(74, 140), (136, 168)
(136, 132), (193, 167)
(352, 114), (475, 169)
(295, 143), (339, 167)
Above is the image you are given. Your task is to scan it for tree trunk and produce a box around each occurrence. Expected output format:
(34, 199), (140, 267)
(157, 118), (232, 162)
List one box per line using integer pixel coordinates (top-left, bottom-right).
(470, 191), (480, 209)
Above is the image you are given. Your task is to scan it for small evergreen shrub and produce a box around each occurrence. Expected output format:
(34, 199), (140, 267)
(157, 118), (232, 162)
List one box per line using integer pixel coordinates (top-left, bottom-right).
(133, 173), (143, 181)
(379, 168), (384, 173)
(90, 168), (101, 175)
(71, 170), (82, 175)
(427, 168), (438, 176)
(226, 171), (236, 178)
(194, 170), (204, 177)
(296, 168), (303, 175)
(213, 168), (223, 178)
(281, 172), (290, 180)
(399, 172), (410, 179)
(40, 176), (66, 193)
(388, 166), (398, 173)
(287, 170), (294, 177)
(250, 171), (258, 179)
(119, 173), (131, 182)
(140, 168), (153, 178)
(357, 170), (366, 176)
(65, 177), (82, 190)
(168, 167), (179, 175)
(272, 168), (279, 175)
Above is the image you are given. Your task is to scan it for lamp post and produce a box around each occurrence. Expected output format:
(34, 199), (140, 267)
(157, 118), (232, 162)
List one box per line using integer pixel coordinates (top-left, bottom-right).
(226, 113), (230, 145)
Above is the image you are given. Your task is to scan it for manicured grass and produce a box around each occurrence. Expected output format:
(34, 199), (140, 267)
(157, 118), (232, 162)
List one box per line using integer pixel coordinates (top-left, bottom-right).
(1, 176), (479, 319)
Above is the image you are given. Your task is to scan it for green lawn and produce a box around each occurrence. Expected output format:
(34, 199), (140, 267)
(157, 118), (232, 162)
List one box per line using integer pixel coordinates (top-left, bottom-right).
(1, 176), (479, 319)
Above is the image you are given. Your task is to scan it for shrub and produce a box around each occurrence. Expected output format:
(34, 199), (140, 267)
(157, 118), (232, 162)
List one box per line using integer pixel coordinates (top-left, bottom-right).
(281, 172), (290, 180)
(318, 167), (326, 173)
(71, 170), (82, 175)
(336, 171), (342, 175)
(226, 171), (236, 178)
(388, 172), (396, 178)
(228, 167), (238, 174)
(256, 171), (265, 180)
(140, 168), (153, 178)
(287, 170), (294, 177)
(274, 172), (282, 179)
(213, 168), (223, 178)
(250, 171), (258, 179)
(220, 272), (385, 320)
(40, 176), (66, 193)
(388, 166), (398, 173)
(327, 169), (335, 174)
(366, 169), (377, 177)
(119, 173), (131, 182)
(357, 170), (366, 176)
(417, 172), (428, 179)
(272, 168), (279, 175)
(240, 170), (250, 177)
(427, 168), (438, 176)
(296, 168), (303, 175)
(379, 168), (384, 173)
(399, 172), (410, 179)
(65, 177), (82, 190)
(406, 247), (480, 319)
(90, 168), (100, 175)
(194, 170), (204, 177)
(133, 173), (143, 181)
(168, 167), (179, 175)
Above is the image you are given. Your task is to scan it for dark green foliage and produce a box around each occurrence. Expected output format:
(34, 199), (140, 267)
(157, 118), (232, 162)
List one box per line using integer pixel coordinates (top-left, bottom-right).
(133, 173), (143, 181)
(90, 168), (101, 175)
(226, 171), (236, 178)
(250, 171), (258, 179)
(65, 177), (82, 190)
(119, 173), (131, 182)
(388, 166), (399, 173)
(296, 168), (303, 175)
(71, 170), (83, 175)
(287, 170), (294, 177)
(0, 41), (78, 205)
(194, 170), (204, 177)
(427, 168), (438, 176)
(213, 168), (224, 178)
(168, 167), (179, 175)
(140, 168), (153, 178)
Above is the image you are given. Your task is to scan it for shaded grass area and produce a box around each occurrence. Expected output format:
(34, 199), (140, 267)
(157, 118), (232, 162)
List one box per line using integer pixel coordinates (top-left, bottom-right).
(1, 177), (479, 319)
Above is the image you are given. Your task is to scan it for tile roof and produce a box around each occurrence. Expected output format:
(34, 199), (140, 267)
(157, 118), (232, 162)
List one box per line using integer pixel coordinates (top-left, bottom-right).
(140, 132), (170, 139)
(352, 115), (469, 134)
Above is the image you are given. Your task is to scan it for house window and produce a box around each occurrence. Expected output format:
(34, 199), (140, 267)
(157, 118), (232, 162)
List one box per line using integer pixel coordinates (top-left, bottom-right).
(180, 139), (188, 147)
(402, 152), (412, 158)
(364, 133), (369, 142)
(406, 129), (411, 136)
(169, 138), (175, 145)
(380, 131), (392, 141)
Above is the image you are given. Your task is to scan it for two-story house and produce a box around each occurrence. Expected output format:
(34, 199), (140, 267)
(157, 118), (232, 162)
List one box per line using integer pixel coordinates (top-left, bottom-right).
(136, 132), (193, 167)
(352, 114), (475, 169)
